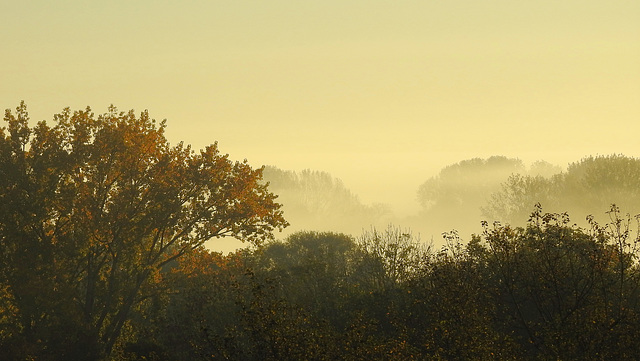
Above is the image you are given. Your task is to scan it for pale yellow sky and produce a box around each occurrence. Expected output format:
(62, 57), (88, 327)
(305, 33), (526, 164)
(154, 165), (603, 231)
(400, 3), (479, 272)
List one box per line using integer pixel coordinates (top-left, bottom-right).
(2, 1), (639, 215)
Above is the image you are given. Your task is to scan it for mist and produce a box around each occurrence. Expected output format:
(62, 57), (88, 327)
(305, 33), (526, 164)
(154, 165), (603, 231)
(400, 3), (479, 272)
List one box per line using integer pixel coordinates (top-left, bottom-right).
(3, 1), (640, 358)
(208, 154), (640, 253)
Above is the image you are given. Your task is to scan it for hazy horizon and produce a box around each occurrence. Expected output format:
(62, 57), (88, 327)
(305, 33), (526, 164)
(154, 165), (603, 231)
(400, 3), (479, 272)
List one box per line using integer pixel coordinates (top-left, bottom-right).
(3, 1), (639, 251)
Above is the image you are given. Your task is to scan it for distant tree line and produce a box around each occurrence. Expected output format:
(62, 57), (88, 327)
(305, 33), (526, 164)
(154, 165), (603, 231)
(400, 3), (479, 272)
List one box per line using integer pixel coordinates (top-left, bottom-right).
(262, 166), (389, 235)
(484, 154), (640, 227)
(264, 155), (640, 243)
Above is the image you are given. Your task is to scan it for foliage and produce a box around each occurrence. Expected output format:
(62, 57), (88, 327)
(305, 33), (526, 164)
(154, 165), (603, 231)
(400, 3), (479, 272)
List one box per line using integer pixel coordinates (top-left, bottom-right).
(482, 174), (556, 225)
(417, 156), (526, 211)
(0, 102), (286, 360)
(355, 226), (427, 292)
(3, 105), (639, 361)
(484, 154), (640, 227)
(477, 205), (640, 360)
(145, 211), (640, 360)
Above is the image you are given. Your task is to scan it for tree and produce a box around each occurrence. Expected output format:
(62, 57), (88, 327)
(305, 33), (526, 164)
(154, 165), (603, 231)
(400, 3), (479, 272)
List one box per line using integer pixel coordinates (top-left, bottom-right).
(145, 236), (347, 361)
(417, 156), (525, 210)
(256, 232), (357, 331)
(484, 155), (640, 227)
(482, 174), (556, 225)
(262, 166), (389, 235)
(478, 205), (640, 360)
(129, 248), (253, 361)
(0, 102), (287, 360)
(528, 160), (562, 178)
(354, 226), (427, 292)
(406, 232), (518, 360)
(416, 156), (526, 238)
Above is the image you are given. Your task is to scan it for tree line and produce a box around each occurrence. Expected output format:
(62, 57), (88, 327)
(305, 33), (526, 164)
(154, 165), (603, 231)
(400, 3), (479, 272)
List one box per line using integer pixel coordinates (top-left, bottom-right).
(23, 207), (637, 360)
(2, 103), (640, 360)
(265, 154), (640, 242)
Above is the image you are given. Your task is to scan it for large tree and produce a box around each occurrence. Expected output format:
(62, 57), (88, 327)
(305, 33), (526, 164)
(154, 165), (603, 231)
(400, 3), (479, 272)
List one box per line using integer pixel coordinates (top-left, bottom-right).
(0, 102), (287, 360)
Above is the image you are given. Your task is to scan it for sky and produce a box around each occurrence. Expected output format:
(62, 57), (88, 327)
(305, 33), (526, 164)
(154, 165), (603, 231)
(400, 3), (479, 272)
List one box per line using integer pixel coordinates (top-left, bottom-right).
(2, 1), (639, 219)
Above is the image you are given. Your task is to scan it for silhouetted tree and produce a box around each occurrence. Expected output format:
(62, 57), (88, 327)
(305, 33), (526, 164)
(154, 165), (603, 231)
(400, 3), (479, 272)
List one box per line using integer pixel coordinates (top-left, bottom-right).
(478, 205), (640, 360)
(0, 102), (286, 360)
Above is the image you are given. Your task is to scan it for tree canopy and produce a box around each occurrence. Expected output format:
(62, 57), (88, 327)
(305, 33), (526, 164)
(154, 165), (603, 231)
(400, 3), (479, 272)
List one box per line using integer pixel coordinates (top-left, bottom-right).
(0, 102), (287, 360)
(484, 154), (640, 227)
(3, 102), (639, 360)
(118, 208), (640, 360)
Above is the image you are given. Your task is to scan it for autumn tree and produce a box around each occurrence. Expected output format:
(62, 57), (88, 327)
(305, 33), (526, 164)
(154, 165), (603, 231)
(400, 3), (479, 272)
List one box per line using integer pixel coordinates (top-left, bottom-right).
(128, 248), (252, 360)
(0, 102), (287, 360)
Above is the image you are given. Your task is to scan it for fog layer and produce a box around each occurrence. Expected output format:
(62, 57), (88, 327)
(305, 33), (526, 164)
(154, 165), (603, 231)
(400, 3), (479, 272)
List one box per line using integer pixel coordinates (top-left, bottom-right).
(209, 154), (640, 253)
